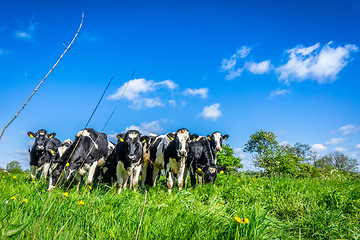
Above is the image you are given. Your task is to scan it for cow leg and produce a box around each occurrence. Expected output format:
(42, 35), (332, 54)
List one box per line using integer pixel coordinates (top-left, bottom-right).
(42, 163), (50, 179)
(183, 166), (189, 188)
(30, 165), (37, 180)
(198, 175), (203, 185)
(141, 161), (149, 188)
(166, 171), (174, 194)
(176, 157), (186, 190)
(133, 165), (142, 192)
(86, 161), (98, 185)
(152, 166), (160, 187)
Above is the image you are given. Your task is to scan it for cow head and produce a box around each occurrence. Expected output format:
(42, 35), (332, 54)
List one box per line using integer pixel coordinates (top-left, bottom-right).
(195, 163), (218, 184)
(141, 135), (157, 154)
(207, 131), (229, 152)
(28, 129), (56, 152)
(167, 128), (193, 157)
(117, 130), (143, 163)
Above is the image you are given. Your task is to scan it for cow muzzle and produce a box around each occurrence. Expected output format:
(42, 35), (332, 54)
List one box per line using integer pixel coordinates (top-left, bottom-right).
(37, 146), (44, 150)
(216, 146), (222, 151)
(179, 151), (187, 157)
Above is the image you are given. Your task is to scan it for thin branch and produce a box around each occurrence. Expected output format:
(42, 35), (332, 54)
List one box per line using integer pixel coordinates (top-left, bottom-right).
(135, 190), (148, 240)
(30, 12), (84, 239)
(0, 12), (84, 141)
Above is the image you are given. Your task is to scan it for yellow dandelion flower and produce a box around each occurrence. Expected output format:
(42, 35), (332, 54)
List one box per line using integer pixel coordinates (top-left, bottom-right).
(2, 176), (5, 178)
(88, 185), (92, 190)
(244, 218), (249, 224)
(237, 179), (240, 182)
(66, 162), (70, 167)
(78, 200), (85, 205)
(42, 190), (45, 193)
(242, 199), (245, 201)
(63, 192), (69, 197)
(336, 188), (339, 190)
(33, 181), (36, 183)
(23, 199), (28, 203)
(197, 168), (202, 172)
(13, 176), (16, 179)
(10, 196), (16, 200)
(220, 170), (224, 174)
(235, 216), (243, 224)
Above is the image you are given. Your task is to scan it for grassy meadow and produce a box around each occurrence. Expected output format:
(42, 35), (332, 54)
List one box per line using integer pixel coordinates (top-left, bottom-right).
(1, 171), (359, 239)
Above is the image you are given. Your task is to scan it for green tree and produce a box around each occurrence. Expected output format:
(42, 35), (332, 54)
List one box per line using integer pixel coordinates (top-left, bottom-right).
(217, 144), (242, 170)
(244, 130), (279, 172)
(244, 130), (318, 177)
(316, 151), (358, 172)
(6, 160), (23, 174)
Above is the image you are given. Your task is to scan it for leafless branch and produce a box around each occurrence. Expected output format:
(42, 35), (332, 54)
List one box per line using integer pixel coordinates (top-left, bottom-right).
(0, 12), (84, 141)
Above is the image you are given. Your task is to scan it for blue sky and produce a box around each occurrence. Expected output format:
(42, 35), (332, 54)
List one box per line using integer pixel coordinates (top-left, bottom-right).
(1, 0), (360, 170)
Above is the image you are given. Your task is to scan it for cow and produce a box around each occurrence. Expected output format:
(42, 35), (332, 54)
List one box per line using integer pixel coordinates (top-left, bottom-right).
(27, 129), (56, 180)
(38, 137), (62, 179)
(103, 130), (145, 193)
(150, 128), (196, 193)
(186, 135), (218, 187)
(206, 131), (229, 164)
(48, 128), (108, 191)
(140, 134), (157, 188)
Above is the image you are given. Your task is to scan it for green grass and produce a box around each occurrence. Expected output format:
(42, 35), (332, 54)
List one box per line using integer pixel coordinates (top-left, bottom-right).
(0, 172), (359, 239)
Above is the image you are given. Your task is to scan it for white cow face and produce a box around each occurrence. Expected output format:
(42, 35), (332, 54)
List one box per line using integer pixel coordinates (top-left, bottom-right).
(207, 132), (229, 152)
(168, 128), (190, 157)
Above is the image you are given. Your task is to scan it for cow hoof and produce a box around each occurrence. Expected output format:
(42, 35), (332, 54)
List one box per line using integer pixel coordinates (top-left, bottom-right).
(48, 185), (55, 191)
(168, 189), (172, 194)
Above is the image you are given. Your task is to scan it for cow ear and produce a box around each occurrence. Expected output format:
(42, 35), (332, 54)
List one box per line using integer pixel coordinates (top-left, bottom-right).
(167, 133), (175, 141)
(49, 133), (56, 138)
(116, 134), (125, 142)
(223, 134), (229, 140)
(140, 136), (148, 143)
(207, 135), (211, 141)
(27, 132), (35, 138)
(190, 134), (199, 142)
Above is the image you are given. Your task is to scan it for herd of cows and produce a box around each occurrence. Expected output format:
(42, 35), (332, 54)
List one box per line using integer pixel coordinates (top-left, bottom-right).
(27, 128), (229, 193)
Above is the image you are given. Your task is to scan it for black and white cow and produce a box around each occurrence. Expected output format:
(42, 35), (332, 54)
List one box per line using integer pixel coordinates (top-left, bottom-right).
(27, 129), (56, 180)
(207, 131), (229, 164)
(104, 130), (145, 194)
(48, 128), (108, 191)
(150, 128), (195, 193)
(186, 135), (218, 186)
(38, 137), (62, 179)
(141, 134), (157, 188)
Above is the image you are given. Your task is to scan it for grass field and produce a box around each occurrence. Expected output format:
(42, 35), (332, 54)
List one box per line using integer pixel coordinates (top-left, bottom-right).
(1, 171), (359, 239)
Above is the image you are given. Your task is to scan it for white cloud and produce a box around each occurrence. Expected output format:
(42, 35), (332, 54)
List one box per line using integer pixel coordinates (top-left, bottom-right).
(200, 103), (221, 121)
(183, 88), (208, 99)
(220, 46), (251, 80)
(325, 138), (346, 145)
(221, 46), (272, 80)
(108, 78), (176, 109)
(335, 147), (348, 152)
(15, 21), (36, 40)
(109, 78), (155, 100)
(169, 100), (176, 108)
(269, 89), (290, 99)
(311, 143), (327, 153)
(233, 147), (247, 159)
(125, 121), (163, 135)
(355, 144), (360, 149)
(277, 42), (358, 84)
(225, 68), (243, 80)
(157, 79), (177, 90)
(130, 97), (163, 109)
(246, 60), (272, 74)
(334, 124), (360, 135)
